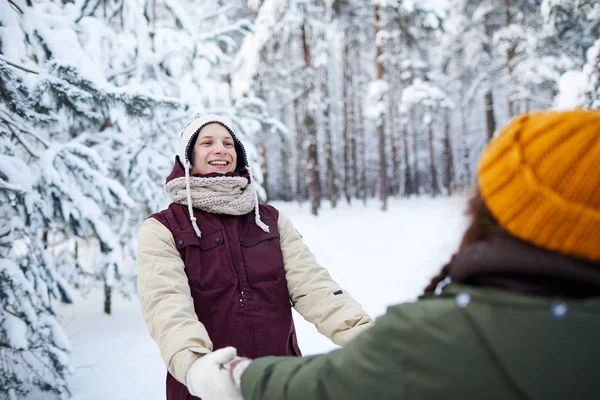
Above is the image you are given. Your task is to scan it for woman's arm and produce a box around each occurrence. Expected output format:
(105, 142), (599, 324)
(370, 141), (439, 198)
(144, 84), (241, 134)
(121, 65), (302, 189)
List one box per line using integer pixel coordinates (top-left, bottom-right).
(239, 303), (406, 400)
(278, 212), (373, 346)
(137, 218), (213, 383)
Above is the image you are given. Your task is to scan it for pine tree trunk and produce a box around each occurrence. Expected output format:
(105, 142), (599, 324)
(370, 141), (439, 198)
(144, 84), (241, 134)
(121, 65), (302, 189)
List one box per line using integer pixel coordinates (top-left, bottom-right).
(354, 60), (366, 205)
(505, 0), (515, 117)
(375, 4), (388, 211)
(343, 38), (353, 204)
(402, 119), (414, 196)
(427, 120), (440, 196)
(301, 19), (319, 215)
(378, 124), (388, 209)
(294, 98), (305, 203)
(389, 71), (401, 196)
(355, 124), (362, 204)
(280, 135), (293, 201)
(391, 128), (401, 196)
(442, 112), (455, 195)
(104, 283), (112, 315)
(359, 127), (367, 205)
(483, 15), (497, 141)
(323, 64), (337, 208)
(353, 71), (362, 204)
(256, 84), (269, 201)
(259, 140), (269, 201)
(412, 121), (420, 194)
(485, 90), (496, 140)
(459, 86), (471, 189)
(306, 113), (320, 216)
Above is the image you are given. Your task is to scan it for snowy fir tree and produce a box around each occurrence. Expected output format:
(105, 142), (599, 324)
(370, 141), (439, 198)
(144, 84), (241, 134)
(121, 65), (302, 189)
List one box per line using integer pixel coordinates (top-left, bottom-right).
(582, 39), (600, 109)
(1, 0), (289, 396)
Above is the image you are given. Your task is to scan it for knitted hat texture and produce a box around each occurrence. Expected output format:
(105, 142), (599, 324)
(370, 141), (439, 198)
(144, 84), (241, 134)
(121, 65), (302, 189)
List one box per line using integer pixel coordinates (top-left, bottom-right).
(478, 109), (600, 262)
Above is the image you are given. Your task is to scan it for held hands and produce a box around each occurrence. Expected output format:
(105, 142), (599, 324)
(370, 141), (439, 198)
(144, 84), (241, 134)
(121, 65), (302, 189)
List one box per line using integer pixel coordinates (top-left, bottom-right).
(186, 347), (251, 400)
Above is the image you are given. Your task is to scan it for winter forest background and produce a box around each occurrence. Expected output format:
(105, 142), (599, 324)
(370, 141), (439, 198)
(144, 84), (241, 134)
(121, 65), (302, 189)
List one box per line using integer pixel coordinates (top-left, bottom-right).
(1, 0), (599, 398)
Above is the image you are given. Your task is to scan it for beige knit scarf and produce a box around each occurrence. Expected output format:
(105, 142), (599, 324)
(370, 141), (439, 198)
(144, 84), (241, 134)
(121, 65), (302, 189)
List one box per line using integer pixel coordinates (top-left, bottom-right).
(165, 175), (270, 237)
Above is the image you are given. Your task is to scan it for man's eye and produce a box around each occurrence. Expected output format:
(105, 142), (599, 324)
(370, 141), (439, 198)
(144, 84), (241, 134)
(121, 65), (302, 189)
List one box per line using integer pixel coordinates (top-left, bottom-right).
(225, 142), (234, 147)
(201, 141), (211, 145)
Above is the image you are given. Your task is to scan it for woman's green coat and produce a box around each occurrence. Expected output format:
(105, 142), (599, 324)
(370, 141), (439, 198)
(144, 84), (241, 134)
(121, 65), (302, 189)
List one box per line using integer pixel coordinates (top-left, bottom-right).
(241, 284), (600, 400)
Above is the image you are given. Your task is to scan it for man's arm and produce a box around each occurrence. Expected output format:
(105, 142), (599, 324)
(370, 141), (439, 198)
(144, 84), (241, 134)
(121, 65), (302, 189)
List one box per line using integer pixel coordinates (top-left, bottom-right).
(137, 218), (213, 383)
(278, 212), (373, 346)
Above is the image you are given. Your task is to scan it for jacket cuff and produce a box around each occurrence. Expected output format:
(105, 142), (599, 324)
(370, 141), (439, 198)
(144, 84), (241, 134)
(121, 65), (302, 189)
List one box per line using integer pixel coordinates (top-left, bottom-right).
(171, 346), (211, 384)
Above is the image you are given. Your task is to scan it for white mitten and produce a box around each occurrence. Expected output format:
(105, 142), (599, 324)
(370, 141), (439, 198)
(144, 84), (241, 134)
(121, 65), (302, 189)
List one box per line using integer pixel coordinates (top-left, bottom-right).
(186, 347), (243, 400)
(230, 358), (252, 389)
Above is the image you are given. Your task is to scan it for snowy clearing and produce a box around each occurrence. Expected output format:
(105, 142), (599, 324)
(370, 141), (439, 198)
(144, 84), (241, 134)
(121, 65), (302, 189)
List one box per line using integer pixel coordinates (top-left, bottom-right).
(40, 195), (469, 400)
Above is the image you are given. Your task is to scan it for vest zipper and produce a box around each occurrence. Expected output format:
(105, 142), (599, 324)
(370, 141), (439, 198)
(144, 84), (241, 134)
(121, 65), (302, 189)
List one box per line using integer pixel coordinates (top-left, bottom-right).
(220, 215), (256, 356)
(220, 215), (249, 308)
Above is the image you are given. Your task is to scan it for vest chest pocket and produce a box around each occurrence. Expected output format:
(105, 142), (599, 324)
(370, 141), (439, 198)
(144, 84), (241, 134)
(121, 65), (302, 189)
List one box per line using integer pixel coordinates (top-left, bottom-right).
(240, 228), (285, 284)
(175, 229), (236, 290)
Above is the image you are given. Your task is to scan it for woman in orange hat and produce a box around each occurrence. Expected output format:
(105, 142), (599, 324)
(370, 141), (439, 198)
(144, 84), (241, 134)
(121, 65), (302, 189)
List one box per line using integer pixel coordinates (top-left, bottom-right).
(193, 109), (600, 400)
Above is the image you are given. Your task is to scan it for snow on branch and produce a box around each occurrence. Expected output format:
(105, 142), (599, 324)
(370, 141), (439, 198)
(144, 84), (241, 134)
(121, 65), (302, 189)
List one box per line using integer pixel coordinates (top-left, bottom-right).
(0, 55), (40, 75)
(401, 78), (454, 110)
(231, 0), (285, 100)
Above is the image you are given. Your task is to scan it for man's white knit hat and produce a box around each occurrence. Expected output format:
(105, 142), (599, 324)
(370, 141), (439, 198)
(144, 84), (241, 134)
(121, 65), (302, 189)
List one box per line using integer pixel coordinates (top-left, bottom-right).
(177, 113), (268, 237)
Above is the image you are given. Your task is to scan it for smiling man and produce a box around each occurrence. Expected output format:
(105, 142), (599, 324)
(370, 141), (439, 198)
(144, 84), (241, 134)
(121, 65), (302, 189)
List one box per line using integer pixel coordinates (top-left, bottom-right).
(136, 113), (373, 400)
(189, 123), (237, 175)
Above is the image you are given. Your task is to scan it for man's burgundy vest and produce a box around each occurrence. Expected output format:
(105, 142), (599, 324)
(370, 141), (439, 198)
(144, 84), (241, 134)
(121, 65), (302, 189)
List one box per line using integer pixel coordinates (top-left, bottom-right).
(151, 203), (301, 400)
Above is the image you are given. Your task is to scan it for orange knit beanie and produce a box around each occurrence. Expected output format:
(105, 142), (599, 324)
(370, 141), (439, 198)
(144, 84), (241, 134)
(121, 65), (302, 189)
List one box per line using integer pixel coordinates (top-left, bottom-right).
(478, 109), (600, 262)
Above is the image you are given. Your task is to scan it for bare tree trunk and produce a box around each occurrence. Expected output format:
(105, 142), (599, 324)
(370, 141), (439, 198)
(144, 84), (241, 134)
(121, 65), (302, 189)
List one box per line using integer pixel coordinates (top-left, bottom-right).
(353, 43), (367, 205)
(458, 85), (471, 189)
(354, 119), (361, 204)
(359, 124), (367, 206)
(402, 119), (414, 196)
(322, 62), (337, 208)
(375, 4), (388, 211)
(277, 105), (293, 201)
(306, 114), (320, 216)
(505, 0), (515, 117)
(442, 112), (455, 195)
(378, 123), (388, 209)
(483, 15), (497, 141)
(389, 72), (401, 196)
(256, 83), (269, 201)
(343, 38), (354, 204)
(294, 98), (305, 203)
(301, 20), (319, 215)
(391, 126), (401, 196)
(353, 83), (367, 205)
(104, 283), (112, 315)
(259, 141), (269, 201)
(485, 90), (496, 140)
(427, 120), (440, 196)
(280, 135), (293, 201)
(412, 112), (420, 194)
(325, 132), (337, 208)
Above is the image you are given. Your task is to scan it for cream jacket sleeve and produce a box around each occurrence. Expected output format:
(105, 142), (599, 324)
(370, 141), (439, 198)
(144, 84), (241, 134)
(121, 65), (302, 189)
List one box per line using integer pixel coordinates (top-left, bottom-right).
(278, 212), (374, 346)
(137, 218), (212, 384)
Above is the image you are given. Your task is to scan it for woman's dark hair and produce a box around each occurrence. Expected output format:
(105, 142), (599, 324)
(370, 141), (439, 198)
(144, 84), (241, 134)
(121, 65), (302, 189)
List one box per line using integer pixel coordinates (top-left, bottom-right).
(423, 188), (510, 293)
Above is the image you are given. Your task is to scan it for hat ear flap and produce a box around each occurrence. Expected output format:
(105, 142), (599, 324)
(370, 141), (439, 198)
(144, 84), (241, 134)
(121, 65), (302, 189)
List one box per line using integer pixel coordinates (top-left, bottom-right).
(185, 132), (200, 168)
(234, 142), (247, 173)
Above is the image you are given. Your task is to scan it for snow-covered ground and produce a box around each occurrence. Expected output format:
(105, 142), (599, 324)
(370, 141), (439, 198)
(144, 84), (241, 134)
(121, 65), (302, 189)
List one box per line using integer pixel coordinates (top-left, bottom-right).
(54, 195), (470, 400)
